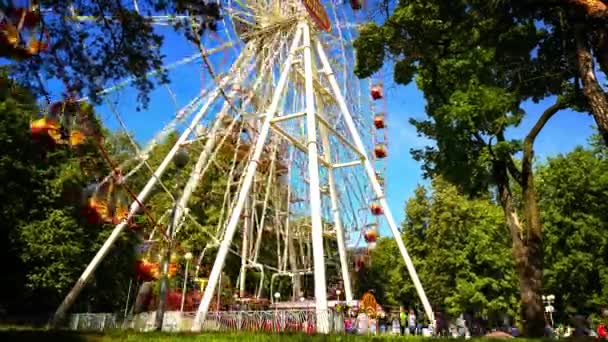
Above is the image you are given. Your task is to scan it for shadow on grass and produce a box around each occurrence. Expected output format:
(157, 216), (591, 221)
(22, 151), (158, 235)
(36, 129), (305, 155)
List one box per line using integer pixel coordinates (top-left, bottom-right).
(0, 329), (105, 342)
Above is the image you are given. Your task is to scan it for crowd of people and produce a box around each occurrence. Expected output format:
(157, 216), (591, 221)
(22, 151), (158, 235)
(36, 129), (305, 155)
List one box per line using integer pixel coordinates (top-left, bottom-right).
(345, 306), (608, 339)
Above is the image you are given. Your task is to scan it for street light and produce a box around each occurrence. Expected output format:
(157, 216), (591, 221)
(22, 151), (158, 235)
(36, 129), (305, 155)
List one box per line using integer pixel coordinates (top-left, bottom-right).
(180, 252), (193, 312)
(155, 148), (189, 331)
(336, 289), (342, 301)
(542, 294), (556, 327)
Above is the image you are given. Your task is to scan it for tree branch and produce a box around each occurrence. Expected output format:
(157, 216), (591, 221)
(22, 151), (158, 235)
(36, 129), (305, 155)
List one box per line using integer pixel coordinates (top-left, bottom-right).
(525, 102), (566, 147)
(521, 100), (566, 178)
(496, 132), (524, 186)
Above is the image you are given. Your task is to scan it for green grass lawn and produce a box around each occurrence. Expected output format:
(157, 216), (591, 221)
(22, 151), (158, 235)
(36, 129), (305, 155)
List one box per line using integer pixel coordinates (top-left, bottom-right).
(0, 327), (592, 342)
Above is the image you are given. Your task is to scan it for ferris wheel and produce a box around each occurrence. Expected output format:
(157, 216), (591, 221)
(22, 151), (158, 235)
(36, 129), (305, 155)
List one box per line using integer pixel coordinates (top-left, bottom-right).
(6, 0), (434, 333)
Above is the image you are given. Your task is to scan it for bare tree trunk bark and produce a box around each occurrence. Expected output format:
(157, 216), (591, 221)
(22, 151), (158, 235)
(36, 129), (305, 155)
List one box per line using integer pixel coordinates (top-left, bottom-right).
(494, 160), (545, 337)
(519, 182), (545, 337)
(520, 156), (544, 337)
(576, 26), (608, 145)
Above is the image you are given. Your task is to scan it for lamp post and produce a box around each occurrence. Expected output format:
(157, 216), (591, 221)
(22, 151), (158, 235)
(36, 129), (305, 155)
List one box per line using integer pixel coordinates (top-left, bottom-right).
(336, 289), (342, 302)
(274, 292), (281, 327)
(180, 252), (193, 312)
(155, 148), (189, 331)
(542, 294), (556, 327)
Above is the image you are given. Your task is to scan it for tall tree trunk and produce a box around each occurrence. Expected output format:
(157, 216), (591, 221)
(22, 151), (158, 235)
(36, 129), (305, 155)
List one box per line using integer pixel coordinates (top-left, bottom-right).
(513, 101), (565, 337)
(519, 181), (545, 337)
(576, 25), (608, 145)
(520, 153), (544, 337)
(494, 161), (545, 337)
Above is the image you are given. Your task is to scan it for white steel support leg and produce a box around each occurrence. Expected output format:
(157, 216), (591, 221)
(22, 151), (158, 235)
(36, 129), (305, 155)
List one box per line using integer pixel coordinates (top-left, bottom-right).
(239, 197), (250, 298)
(172, 40), (278, 237)
(191, 26), (303, 331)
(171, 99), (234, 236)
(302, 22), (330, 334)
(314, 40), (435, 324)
(319, 125), (353, 303)
(51, 87), (225, 326)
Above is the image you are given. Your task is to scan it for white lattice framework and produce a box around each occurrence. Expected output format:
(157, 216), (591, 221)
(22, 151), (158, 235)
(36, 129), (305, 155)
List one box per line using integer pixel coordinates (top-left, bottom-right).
(46, 0), (434, 333)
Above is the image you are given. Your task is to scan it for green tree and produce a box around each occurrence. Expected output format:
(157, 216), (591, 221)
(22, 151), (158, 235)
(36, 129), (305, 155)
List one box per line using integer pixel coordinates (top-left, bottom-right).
(352, 1), (594, 334)
(538, 141), (608, 319)
(493, 0), (608, 145)
(360, 178), (517, 325)
(0, 73), (43, 313)
(0, 75), (138, 314)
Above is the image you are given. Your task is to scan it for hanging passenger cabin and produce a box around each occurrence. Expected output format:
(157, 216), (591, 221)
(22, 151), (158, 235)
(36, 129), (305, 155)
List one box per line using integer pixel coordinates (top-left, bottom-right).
(0, 21), (19, 50)
(0, 6), (48, 60)
(375, 172), (385, 186)
(30, 116), (61, 147)
(374, 143), (387, 158)
(370, 202), (383, 215)
(370, 84), (383, 100)
(135, 259), (160, 282)
(82, 181), (130, 225)
(31, 100), (89, 148)
(350, 0), (363, 10)
(364, 227), (378, 243)
(373, 113), (386, 129)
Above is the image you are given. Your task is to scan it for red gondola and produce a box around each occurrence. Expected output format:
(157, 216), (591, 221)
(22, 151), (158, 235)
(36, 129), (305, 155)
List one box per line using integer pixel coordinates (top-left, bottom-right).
(371, 84), (383, 100)
(373, 113), (386, 129)
(370, 203), (383, 216)
(374, 143), (387, 158)
(350, 0), (363, 10)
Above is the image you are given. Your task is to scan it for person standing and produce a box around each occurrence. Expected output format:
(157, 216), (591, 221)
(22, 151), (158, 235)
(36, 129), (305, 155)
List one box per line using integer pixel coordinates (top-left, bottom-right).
(392, 314), (401, 335)
(399, 306), (407, 335)
(409, 309), (417, 335)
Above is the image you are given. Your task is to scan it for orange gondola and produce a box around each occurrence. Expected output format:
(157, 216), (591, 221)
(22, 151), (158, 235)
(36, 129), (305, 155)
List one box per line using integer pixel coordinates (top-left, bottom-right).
(32, 100), (92, 148)
(364, 227), (378, 243)
(136, 259), (161, 282)
(82, 179), (131, 226)
(30, 116), (60, 146)
(0, 5), (49, 60)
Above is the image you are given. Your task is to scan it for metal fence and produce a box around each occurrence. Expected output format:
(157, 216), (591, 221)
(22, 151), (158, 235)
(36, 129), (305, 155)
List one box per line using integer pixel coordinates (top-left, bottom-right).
(67, 309), (346, 333)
